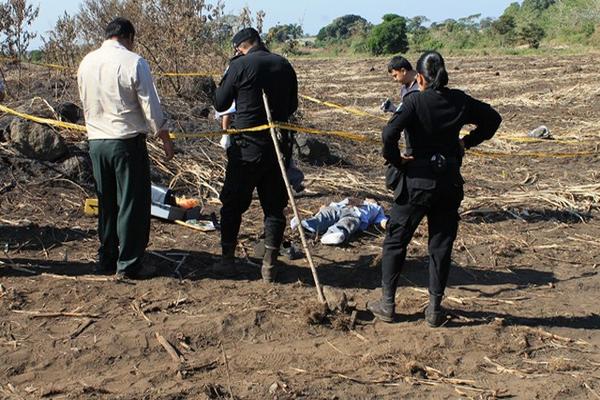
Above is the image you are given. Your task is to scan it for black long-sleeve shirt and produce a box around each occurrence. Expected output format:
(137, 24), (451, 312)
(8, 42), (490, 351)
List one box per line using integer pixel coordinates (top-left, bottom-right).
(382, 88), (502, 169)
(215, 46), (298, 162)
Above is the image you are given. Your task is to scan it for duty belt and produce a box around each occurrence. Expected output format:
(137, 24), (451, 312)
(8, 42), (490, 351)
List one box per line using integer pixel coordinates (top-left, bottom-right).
(407, 154), (461, 175)
(408, 155), (460, 167)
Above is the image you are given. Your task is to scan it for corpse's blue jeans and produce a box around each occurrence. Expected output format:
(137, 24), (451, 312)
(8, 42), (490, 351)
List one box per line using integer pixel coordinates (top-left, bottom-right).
(302, 205), (360, 238)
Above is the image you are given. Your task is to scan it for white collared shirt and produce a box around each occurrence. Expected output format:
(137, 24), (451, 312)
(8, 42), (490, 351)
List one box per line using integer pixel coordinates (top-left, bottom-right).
(77, 40), (165, 140)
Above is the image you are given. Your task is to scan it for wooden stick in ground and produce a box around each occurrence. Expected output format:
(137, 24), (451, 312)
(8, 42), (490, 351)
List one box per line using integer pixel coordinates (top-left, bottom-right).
(155, 332), (183, 364)
(220, 343), (234, 399)
(68, 319), (95, 339)
(262, 90), (325, 304)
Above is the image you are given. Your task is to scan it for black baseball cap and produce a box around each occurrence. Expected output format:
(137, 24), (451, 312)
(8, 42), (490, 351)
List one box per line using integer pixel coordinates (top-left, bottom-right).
(232, 27), (260, 48)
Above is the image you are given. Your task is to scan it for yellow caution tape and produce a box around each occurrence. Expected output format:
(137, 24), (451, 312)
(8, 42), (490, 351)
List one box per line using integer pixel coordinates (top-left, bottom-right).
(168, 122), (378, 143)
(300, 94), (388, 122)
(277, 122), (378, 143)
(1, 56), (219, 78)
(169, 124), (274, 139)
(468, 148), (599, 159)
(0, 56), (74, 72)
(2, 103), (598, 159)
(4, 56), (597, 146)
(0, 104), (87, 132)
(156, 72), (219, 78)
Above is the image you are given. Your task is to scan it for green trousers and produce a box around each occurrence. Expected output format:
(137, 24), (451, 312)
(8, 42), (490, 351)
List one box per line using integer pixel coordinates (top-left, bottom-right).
(89, 135), (151, 274)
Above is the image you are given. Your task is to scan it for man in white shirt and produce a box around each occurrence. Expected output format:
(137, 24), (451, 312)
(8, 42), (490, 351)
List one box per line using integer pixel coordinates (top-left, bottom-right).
(78, 17), (174, 279)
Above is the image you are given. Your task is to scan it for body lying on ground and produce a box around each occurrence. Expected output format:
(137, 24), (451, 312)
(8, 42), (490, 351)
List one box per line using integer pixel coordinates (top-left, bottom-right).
(291, 198), (388, 245)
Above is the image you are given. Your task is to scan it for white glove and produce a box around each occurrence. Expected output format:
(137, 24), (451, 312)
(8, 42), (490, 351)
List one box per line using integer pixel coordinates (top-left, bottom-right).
(220, 134), (231, 150)
(380, 98), (397, 113)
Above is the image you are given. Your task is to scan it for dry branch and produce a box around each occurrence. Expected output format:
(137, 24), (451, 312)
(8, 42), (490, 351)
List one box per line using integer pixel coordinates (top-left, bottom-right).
(67, 318), (95, 339)
(12, 310), (100, 318)
(155, 332), (184, 363)
(520, 327), (591, 346)
(483, 357), (547, 379)
(585, 382), (600, 400)
(40, 273), (115, 282)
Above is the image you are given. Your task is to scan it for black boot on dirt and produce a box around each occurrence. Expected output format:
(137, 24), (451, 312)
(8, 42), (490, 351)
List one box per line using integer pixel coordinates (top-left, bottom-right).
(261, 246), (279, 283)
(425, 294), (446, 328)
(367, 298), (395, 323)
(212, 245), (237, 276)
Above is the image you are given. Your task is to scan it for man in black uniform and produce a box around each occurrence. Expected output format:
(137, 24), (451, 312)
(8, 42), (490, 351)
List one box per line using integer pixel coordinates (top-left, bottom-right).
(214, 28), (298, 282)
(368, 51), (502, 327)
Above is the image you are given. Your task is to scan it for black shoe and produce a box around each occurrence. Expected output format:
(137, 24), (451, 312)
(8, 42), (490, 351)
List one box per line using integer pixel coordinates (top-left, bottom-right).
(425, 306), (446, 327)
(425, 294), (446, 327)
(114, 264), (157, 280)
(94, 264), (116, 275)
(114, 271), (131, 281)
(213, 245), (237, 276)
(212, 258), (237, 276)
(367, 298), (395, 323)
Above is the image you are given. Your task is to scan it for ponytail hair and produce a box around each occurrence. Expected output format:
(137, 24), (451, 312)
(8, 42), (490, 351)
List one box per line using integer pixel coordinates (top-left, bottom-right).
(416, 51), (449, 90)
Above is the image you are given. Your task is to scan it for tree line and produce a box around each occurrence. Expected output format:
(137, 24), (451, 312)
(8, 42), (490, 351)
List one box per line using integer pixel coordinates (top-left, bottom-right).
(1, 0), (600, 68)
(266, 0), (600, 54)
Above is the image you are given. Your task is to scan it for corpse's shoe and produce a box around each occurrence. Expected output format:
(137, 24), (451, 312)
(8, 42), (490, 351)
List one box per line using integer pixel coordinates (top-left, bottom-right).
(321, 230), (346, 245)
(367, 298), (395, 323)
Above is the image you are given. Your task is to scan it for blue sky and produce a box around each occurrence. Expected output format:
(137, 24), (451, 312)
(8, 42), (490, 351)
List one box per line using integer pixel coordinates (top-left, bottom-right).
(30, 0), (519, 48)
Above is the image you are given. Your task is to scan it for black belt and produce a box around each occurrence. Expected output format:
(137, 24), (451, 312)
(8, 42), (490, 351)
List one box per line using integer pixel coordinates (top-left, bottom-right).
(409, 156), (459, 168)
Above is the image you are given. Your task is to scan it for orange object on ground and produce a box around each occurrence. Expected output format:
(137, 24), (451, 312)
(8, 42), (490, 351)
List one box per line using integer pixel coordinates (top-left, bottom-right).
(175, 197), (199, 210)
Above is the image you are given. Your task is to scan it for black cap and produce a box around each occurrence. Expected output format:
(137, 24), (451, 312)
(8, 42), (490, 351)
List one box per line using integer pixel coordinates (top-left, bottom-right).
(232, 27), (260, 48)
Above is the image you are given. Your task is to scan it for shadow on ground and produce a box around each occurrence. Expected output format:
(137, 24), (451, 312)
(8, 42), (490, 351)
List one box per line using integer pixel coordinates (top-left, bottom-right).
(0, 224), (95, 252)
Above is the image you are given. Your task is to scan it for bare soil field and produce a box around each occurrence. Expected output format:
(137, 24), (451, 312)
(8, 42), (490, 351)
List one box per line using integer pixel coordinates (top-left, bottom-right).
(1, 53), (599, 399)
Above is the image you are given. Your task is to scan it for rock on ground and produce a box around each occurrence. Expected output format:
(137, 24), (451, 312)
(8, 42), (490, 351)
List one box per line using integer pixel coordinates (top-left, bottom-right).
(9, 118), (68, 162)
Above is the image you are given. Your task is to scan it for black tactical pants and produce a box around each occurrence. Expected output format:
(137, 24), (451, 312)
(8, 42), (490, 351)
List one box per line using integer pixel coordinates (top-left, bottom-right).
(381, 178), (463, 301)
(220, 157), (288, 251)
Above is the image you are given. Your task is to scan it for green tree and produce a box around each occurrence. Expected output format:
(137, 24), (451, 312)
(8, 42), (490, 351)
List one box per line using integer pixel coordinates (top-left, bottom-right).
(407, 15), (429, 33)
(367, 14), (408, 55)
(266, 24), (303, 44)
(316, 14), (370, 43)
(491, 14), (516, 36)
(522, 0), (556, 14)
(518, 22), (545, 48)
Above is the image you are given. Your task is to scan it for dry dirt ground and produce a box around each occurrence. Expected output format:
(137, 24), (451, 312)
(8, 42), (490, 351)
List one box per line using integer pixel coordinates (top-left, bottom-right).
(1, 53), (600, 399)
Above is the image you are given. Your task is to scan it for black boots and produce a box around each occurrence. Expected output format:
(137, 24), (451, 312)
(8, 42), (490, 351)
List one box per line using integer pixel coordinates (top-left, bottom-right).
(368, 291), (446, 326)
(213, 245), (236, 276)
(261, 245), (279, 283)
(367, 286), (396, 323)
(425, 294), (445, 327)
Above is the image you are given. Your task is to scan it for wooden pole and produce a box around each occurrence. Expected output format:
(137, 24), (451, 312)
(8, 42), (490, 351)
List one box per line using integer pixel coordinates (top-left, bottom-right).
(262, 90), (325, 304)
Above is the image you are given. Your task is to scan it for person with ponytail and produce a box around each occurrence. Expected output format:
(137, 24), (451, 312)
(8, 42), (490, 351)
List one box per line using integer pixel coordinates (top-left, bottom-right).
(368, 51), (502, 327)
